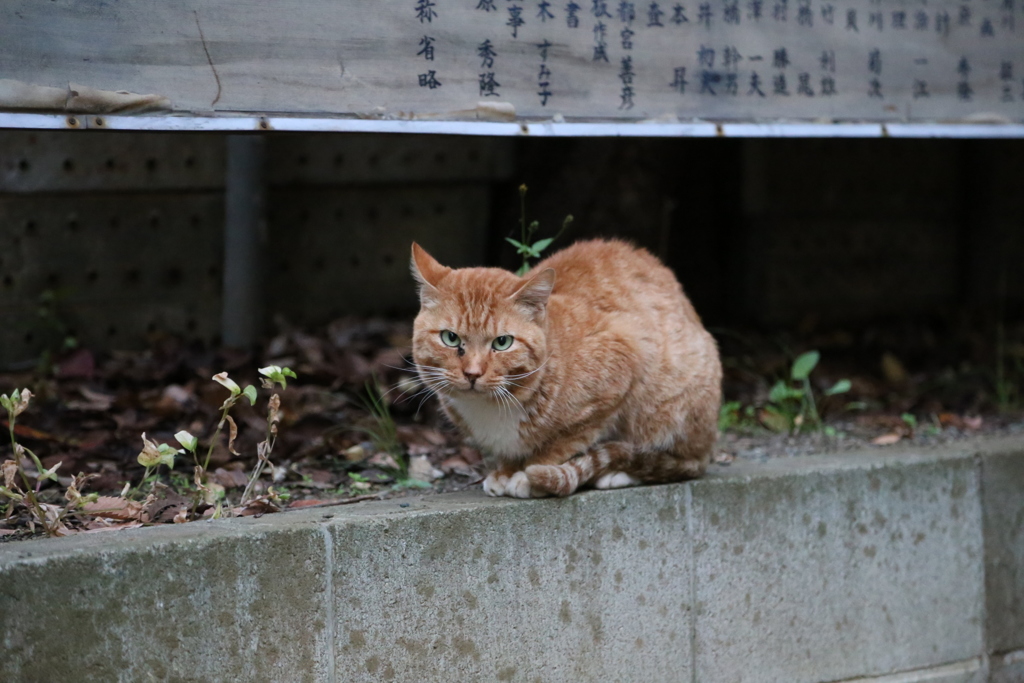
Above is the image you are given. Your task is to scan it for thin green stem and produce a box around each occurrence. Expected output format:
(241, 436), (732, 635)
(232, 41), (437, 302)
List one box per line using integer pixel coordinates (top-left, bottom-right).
(8, 413), (16, 455)
(802, 378), (819, 430)
(519, 185), (530, 273)
(203, 401), (234, 474)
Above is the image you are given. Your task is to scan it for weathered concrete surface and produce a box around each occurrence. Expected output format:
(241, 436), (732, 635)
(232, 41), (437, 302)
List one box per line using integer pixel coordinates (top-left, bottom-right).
(989, 650), (1024, 683)
(980, 439), (1024, 656)
(326, 486), (692, 682)
(0, 519), (332, 683)
(691, 449), (985, 683)
(0, 436), (1021, 683)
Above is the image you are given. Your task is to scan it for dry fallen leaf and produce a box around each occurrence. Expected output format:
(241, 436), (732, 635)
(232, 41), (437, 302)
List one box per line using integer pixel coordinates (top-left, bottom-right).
(343, 444), (367, 462)
(226, 415), (239, 455)
(408, 455), (443, 483)
(439, 456), (477, 477)
(963, 415), (983, 430)
(234, 495), (282, 517)
(367, 452), (400, 470)
(212, 467), (248, 489)
(82, 496), (144, 521)
(880, 352), (908, 385)
(65, 386), (115, 412)
(872, 433), (903, 446)
(459, 446), (482, 465)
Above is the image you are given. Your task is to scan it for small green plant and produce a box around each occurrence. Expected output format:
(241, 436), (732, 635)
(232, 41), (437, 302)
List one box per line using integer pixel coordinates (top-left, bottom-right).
(718, 400), (759, 432)
(348, 472), (370, 484)
(238, 366), (295, 506)
(761, 351), (851, 434)
(354, 380), (433, 491)
(0, 389), (83, 536)
(155, 364), (296, 512)
(32, 289), (79, 376)
(132, 433), (180, 499)
(995, 320), (1022, 413)
(358, 380), (404, 464)
(506, 184), (573, 276)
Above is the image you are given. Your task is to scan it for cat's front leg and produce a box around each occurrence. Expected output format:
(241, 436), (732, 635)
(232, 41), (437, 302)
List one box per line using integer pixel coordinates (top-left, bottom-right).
(522, 427), (620, 497)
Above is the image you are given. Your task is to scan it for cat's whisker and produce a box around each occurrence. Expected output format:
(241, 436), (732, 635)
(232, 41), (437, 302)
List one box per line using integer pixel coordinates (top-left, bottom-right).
(498, 386), (526, 417)
(494, 386), (513, 419)
(489, 387), (505, 418)
(491, 386), (511, 419)
(504, 387), (526, 416)
(415, 380), (451, 415)
(394, 380), (446, 406)
(503, 358), (550, 381)
(377, 381), (419, 402)
(376, 371), (448, 404)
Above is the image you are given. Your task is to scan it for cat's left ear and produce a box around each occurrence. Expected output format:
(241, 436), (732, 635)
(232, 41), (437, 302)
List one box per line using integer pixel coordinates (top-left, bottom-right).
(511, 268), (555, 318)
(410, 242), (451, 308)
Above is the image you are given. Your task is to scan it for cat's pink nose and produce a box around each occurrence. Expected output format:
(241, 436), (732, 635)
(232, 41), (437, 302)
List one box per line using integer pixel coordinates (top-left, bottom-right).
(464, 371), (481, 387)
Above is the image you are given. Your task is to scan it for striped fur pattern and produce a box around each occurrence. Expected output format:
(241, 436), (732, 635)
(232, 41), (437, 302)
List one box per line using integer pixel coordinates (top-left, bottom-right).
(410, 239), (722, 498)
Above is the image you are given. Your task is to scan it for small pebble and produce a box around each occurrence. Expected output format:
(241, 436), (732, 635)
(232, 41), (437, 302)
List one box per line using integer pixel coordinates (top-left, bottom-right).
(399, 503), (410, 508)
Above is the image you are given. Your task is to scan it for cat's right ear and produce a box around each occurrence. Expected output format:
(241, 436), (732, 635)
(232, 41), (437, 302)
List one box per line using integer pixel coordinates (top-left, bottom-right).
(410, 242), (450, 308)
(510, 267), (555, 320)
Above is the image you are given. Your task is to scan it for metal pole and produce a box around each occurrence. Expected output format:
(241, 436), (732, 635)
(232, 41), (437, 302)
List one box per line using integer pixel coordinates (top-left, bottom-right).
(222, 134), (267, 348)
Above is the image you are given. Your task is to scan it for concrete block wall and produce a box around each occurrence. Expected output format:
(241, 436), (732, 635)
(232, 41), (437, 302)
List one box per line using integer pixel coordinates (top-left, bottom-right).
(0, 131), (513, 365)
(2, 436), (1022, 682)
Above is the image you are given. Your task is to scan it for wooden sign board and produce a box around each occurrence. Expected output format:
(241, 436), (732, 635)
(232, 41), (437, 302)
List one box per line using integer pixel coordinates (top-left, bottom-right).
(0, 0), (1021, 124)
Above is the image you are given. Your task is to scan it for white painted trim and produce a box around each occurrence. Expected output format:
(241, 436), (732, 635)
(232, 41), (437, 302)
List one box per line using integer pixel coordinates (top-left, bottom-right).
(0, 113), (80, 130)
(0, 112), (1023, 138)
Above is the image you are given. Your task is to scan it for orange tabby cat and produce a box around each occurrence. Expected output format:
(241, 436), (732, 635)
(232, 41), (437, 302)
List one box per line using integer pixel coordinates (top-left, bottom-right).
(410, 239), (721, 498)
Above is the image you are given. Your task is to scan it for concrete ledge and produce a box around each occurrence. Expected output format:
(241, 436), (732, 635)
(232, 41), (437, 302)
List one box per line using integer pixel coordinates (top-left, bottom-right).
(1, 436), (1022, 682)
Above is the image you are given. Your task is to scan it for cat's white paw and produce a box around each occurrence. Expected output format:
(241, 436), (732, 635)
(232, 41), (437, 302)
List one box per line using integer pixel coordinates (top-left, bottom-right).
(594, 471), (641, 490)
(483, 471), (536, 498)
(483, 472), (511, 497)
(506, 471), (534, 499)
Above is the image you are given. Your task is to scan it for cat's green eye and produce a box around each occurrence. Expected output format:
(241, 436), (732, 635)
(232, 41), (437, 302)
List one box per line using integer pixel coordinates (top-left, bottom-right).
(492, 335), (514, 351)
(440, 330), (461, 347)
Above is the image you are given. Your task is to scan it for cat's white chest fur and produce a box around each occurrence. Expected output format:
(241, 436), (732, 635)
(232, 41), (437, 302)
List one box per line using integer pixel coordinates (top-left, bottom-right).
(446, 394), (527, 457)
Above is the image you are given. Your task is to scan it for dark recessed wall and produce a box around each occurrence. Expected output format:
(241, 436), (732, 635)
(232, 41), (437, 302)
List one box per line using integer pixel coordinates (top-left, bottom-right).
(1, 131), (1021, 365)
(490, 137), (1024, 327)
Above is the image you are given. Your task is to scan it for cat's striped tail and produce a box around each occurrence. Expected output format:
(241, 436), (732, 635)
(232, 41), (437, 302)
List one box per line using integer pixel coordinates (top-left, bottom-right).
(524, 441), (708, 497)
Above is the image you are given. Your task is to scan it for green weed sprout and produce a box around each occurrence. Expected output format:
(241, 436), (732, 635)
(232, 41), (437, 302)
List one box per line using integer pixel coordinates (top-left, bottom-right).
(359, 380), (403, 464)
(135, 433), (180, 497)
(762, 351), (850, 434)
(507, 184), (573, 276)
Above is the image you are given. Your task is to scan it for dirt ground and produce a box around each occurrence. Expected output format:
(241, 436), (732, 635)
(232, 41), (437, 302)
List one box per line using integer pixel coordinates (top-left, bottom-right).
(2, 315), (1022, 541)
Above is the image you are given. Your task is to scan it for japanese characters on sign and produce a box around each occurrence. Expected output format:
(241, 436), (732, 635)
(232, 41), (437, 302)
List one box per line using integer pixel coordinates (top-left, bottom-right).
(406, 0), (1022, 119)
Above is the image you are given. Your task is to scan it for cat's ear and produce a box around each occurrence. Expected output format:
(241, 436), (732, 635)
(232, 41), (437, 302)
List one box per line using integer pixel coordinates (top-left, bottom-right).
(410, 242), (450, 308)
(511, 268), (555, 318)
